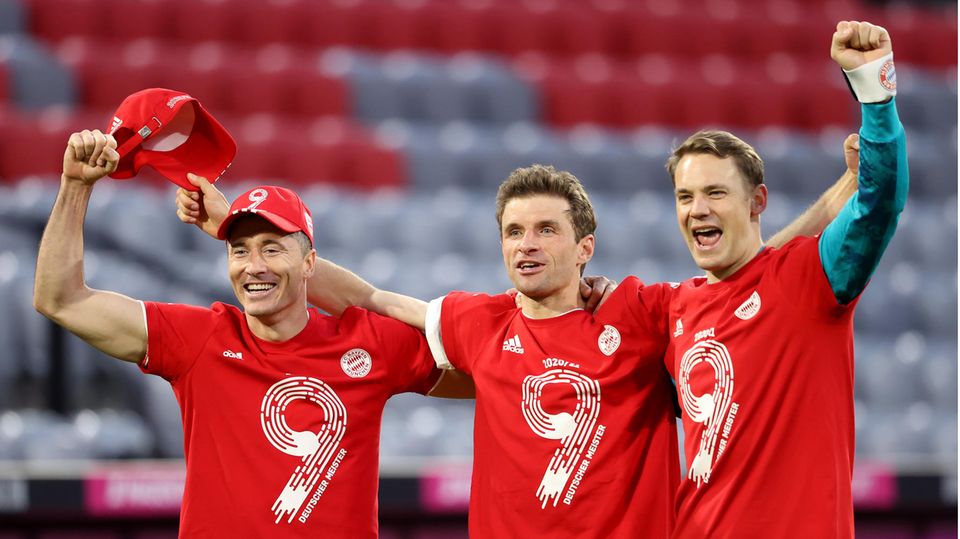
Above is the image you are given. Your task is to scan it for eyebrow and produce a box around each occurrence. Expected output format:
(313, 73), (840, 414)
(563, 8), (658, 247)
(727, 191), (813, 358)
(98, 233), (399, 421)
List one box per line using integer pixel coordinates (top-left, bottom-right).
(503, 218), (563, 230)
(228, 237), (286, 248)
(675, 183), (726, 193)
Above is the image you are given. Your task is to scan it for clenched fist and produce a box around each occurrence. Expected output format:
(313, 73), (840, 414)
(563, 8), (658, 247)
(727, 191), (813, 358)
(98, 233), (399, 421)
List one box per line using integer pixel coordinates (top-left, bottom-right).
(63, 129), (119, 185)
(831, 20), (892, 71)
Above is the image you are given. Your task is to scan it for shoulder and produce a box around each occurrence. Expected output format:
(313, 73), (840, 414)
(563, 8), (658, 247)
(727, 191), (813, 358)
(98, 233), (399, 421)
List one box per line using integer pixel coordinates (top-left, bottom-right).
(766, 235), (821, 271)
(340, 305), (421, 337)
(146, 300), (237, 321)
(444, 291), (516, 317)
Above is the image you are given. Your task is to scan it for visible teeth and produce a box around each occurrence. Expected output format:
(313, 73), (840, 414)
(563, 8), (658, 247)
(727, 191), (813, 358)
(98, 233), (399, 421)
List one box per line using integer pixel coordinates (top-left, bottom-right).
(246, 283), (275, 291)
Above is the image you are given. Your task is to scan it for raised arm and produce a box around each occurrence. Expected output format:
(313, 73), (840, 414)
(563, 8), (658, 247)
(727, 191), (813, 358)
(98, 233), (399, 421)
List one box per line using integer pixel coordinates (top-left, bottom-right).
(176, 175), (430, 326)
(33, 130), (148, 363)
(765, 134), (860, 248)
(819, 21), (908, 304)
(175, 176), (470, 396)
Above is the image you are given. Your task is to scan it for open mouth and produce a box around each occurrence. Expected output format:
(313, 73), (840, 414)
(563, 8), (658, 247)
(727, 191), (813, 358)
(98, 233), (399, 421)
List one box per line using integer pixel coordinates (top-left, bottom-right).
(243, 283), (277, 295)
(516, 261), (544, 274)
(692, 227), (722, 248)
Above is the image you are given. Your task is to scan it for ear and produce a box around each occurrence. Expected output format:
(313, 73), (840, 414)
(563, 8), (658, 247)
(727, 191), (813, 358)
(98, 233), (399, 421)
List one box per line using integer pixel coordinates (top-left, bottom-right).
(750, 184), (768, 217)
(302, 249), (317, 279)
(577, 234), (595, 266)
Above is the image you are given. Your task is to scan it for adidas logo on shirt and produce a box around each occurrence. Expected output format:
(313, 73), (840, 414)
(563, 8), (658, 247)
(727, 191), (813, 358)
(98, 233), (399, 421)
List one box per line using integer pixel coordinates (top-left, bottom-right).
(503, 335), (524, 354)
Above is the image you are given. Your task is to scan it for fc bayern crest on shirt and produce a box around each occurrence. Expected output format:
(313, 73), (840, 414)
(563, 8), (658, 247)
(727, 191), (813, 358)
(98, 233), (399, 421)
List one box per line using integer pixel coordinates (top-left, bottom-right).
(340, 348), (372, 378)
(734, 291), (761, 320)
(598, 325), (621, 356)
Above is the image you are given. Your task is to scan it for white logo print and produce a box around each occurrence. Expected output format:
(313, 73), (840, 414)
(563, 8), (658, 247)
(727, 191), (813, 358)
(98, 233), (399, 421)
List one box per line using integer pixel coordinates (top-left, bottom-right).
(503, 334), (524, 354)
(674, 319), (684, 338)
(261, 377), (347, 524)
(246, 188), (268, 211)
(521, 369), (601, 508)
(304, 211), (314, 238)
(597, 325), (620, 356)
(678, 340), (735, 487)
(340, 348), (372, 378)
(109, 116), (122, 135)
(166, 94), (191, 108)
(734, 291), (761, 320)
(222, 350), (243, 360)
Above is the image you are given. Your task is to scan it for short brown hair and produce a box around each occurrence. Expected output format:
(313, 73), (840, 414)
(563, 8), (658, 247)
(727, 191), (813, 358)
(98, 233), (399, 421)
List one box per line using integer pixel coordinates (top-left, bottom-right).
(666, 130), (764, 188)
(495, 164), (597, 241)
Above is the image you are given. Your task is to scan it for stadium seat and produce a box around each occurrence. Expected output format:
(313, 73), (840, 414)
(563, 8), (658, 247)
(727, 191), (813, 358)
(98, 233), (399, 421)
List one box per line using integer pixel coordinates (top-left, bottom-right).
(26, 0), (100, 43)
(0, 61), (10, 103)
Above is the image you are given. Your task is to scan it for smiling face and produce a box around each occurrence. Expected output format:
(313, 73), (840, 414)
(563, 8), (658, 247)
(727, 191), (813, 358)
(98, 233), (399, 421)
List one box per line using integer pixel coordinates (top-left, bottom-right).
(500, 194), (594, 309)
(673, 153), (767, 282)
(226, 216), (315, 324)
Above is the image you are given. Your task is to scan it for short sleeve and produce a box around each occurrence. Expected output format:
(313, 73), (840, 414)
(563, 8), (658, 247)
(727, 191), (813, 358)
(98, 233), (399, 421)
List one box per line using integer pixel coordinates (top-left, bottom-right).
(596, 276), (672, 353)
(348, 308), (441, 395)
(142, 302), (223, 381)
(636, 280), (676, 346)
(434, 292), (514, 375)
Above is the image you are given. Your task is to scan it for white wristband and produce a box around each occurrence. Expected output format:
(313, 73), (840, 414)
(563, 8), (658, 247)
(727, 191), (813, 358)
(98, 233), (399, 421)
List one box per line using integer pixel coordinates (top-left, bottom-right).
(843, 52), (897, 103)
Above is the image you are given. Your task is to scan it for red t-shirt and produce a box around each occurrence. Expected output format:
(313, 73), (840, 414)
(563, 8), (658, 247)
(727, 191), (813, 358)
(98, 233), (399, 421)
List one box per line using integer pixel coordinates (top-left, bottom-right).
(141, 302), (439, 538)
(431, 277), (679, 538)
(665, 237), (857, 538)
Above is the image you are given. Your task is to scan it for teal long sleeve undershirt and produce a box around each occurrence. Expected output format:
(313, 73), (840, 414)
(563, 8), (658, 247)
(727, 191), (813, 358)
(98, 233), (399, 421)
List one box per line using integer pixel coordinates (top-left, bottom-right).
(818, 97), (909, 305)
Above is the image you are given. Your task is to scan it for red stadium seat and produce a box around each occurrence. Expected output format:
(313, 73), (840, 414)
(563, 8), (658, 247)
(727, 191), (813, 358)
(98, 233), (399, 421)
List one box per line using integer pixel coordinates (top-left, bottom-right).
(488, 4), (552, 55)
(169, 0), (240, 43)
(105, 0), (172, 41)
(26, 0), (100, 43)
(233, 0), (310, 47)
(536, 61), (612, 127)
(58, 38), (160, 111)
(349, 141), (407, 190)
(361, 1), (430, 51)
(425, 4), (491, 54)
(301, 2), (363, 49)
(0, 107), (109, 181)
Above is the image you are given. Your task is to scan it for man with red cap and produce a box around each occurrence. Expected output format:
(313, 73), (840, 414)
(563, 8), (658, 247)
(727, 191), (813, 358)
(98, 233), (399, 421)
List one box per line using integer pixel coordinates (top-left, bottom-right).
(33, 128), (460, 538)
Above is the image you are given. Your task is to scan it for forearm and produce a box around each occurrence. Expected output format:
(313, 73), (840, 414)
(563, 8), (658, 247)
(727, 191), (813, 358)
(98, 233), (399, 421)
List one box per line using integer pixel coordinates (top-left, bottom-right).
(308, 258), (428, 329)
(369, 290), (428, 330)
(820, 99), (908, 303)
(307, 258), (377, 316)
(765, 169), (857, 248)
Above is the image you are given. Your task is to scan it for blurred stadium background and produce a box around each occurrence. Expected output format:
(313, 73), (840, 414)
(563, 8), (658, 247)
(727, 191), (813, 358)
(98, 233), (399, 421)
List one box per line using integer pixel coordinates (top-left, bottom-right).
(0, 0), (955, 536)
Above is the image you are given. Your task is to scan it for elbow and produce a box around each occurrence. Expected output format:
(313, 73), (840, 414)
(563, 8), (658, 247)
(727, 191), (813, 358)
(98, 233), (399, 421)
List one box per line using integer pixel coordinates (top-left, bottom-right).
(33, 292), (61, 321)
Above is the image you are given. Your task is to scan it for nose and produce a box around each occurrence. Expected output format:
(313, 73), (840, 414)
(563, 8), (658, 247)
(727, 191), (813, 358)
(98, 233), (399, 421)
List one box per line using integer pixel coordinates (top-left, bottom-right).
(518, 230), (539, 253)
(689, 193), (711, 218)
(245, 249), (268, 275)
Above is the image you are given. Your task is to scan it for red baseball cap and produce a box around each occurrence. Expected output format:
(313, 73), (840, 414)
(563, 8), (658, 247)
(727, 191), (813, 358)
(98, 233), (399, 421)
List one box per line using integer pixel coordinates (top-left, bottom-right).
(217, 186), (315, 245)
(107, 88), (236, 190)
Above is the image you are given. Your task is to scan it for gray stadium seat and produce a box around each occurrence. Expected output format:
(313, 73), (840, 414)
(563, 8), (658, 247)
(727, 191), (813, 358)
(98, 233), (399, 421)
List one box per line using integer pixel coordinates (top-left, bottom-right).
(140, 375), (184, 458)
(855, 333), (920, 412)
(919, 340), (958, 410)
(74, 408), (155, 459)
(0, 35), (75, 108)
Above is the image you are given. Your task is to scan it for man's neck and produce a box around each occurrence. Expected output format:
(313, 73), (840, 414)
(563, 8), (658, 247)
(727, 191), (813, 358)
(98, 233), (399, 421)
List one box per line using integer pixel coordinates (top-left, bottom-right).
(706, 234), (764, 283)
(519, 285), (584, 319)
(245, 307), (310, 342)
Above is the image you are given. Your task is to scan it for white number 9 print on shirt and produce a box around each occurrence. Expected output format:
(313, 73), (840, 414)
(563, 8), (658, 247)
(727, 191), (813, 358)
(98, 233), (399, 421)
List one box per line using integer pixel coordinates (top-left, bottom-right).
(260, 376), (348, 524)
(521, 368), (603, 508)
